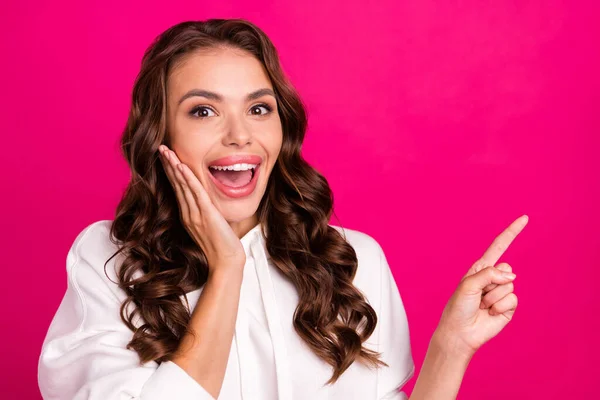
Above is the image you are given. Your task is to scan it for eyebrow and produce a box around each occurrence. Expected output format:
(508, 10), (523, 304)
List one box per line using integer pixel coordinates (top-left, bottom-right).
(177, 88), (276, 105)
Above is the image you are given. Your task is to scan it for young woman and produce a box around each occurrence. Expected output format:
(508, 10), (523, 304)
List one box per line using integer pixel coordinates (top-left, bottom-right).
(37, 18), (528, 400)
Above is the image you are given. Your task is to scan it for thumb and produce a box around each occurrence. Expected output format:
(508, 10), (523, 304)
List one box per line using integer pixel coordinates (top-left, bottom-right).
(461, 266), (516, 295)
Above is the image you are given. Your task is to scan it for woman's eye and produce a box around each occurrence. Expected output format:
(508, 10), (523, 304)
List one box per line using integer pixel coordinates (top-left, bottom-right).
(189, 106), (216, 118)
(250, 103), (273, 116)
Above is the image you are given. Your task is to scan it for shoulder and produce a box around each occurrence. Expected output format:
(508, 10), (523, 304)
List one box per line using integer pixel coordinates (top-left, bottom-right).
(67, 220), (118, 270)
(70, 219), (115, 250)
(66, 220), (128, 302)
(330, 224), (385, 263)
(329, 224), (387, 292)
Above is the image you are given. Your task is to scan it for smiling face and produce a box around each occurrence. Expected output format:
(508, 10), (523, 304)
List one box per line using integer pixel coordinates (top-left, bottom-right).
(166, 46), (283, 231)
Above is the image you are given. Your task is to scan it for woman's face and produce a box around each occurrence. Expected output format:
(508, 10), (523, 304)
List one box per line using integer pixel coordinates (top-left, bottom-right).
(166, 47), (283, 227)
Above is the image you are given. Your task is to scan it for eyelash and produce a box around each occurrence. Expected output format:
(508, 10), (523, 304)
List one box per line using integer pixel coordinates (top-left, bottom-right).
(189, 103), (273, 119)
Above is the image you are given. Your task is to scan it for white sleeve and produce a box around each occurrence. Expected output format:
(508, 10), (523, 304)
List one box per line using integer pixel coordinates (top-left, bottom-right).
(376, 245), (415, 400)
(37, 223), (215, 400)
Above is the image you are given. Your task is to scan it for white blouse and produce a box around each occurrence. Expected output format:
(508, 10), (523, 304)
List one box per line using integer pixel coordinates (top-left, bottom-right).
(38, 220), (414, 399)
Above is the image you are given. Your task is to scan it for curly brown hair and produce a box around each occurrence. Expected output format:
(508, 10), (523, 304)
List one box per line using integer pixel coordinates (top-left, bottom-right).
(103, 18), (387, 384)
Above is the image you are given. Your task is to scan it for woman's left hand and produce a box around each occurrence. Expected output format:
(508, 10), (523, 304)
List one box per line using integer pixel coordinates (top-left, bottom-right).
(435, 215), (529, 358)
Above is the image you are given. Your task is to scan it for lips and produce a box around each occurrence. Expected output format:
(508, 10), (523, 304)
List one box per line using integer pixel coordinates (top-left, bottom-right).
(208, 154), (262, 167)
(207, 154), (263, 198)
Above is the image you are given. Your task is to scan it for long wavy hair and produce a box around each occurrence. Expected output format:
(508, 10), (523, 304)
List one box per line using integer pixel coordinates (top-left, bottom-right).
(104, 18), (387, 384)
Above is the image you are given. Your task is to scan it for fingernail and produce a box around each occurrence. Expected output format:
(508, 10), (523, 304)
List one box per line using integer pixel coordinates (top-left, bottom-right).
(502, 271), (516, 280)
(178, 164), (184, 172)
(165, 151), (171, 160)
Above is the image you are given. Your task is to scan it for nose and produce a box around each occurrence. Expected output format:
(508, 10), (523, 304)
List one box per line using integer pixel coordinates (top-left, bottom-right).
(222, 117), (252, 148)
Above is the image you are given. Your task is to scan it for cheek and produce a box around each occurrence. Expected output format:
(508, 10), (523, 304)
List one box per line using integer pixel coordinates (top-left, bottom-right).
(170, 114), (217, 153)
(175, 143), (208, 165)
(255, 123), (283, 164)
(266, 127), (283, 160)
(171, 139), (212, 181)
(271, 138), (282, 158)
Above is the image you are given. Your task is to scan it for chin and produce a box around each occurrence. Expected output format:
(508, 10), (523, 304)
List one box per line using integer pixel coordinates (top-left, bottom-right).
(213, 198), (261, 223)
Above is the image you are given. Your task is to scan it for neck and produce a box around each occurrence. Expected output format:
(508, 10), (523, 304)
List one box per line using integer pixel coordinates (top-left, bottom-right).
(229, 214), (259, 239)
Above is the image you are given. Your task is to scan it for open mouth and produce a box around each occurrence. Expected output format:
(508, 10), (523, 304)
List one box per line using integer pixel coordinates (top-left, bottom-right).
(208, 163), (259, 188)
(206, 154), (263, 198)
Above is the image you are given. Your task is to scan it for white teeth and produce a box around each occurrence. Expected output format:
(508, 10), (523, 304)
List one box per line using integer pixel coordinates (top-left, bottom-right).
(209, 163), (257, 171)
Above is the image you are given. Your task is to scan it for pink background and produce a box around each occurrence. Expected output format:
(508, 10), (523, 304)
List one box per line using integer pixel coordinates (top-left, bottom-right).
(2, 1), (599, 398)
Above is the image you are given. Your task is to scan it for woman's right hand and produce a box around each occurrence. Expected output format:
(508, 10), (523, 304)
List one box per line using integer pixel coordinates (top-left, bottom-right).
(158, 144), (246, 274)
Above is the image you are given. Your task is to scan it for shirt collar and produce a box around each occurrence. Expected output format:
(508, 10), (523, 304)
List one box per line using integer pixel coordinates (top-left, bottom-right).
(240, 222), (265, 255)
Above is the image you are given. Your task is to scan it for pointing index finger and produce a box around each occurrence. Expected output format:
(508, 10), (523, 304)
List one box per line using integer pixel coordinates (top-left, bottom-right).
(479, 215), (529, 267)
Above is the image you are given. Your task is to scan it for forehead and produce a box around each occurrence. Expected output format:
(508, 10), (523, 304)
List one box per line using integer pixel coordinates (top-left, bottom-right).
(167, 47), (273, 101)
